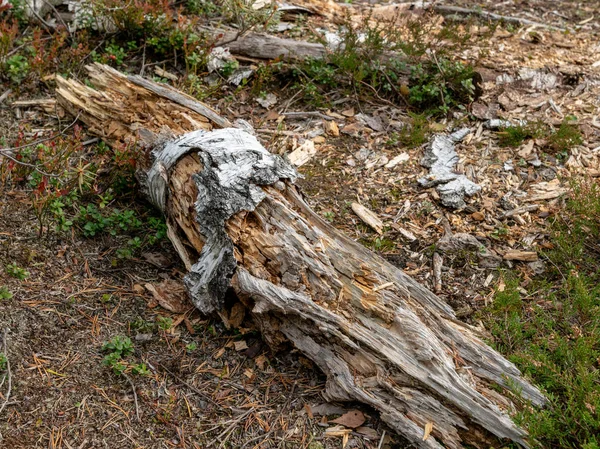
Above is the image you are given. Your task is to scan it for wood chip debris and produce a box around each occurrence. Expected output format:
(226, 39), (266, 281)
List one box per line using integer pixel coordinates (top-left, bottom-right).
(325, 120), (340, 136)
(503, 250), (539, 261)
(351, 202), (384, 234)
(288, 140), (317, 166)
(385, 152), (410, 169)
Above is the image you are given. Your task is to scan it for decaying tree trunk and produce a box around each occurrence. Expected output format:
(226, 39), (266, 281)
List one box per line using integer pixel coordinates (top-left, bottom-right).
(56, 63), (545, 449)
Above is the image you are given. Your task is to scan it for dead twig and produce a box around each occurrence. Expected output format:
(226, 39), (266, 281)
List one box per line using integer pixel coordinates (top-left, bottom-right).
(282, 111), (332, 121)
(157, 362), (223, 409)
(4, 37), (54, 61)
(502, 204), (539, 218)
(0, 329), (12, 416)
(41, 0), (73, 39)
(122, 373), (140, 422)
(140, 42), (147, 76)
(208, 407), (255, 448)
(241, 380), (298, 449)
(377, 430), (386, 449)
(27, 4), (54, 34)
(432, 252), (443, 293)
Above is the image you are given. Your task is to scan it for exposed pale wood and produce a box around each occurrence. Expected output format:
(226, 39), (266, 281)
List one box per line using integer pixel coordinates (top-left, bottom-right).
(126, 75), (232, 128)
(56, 64), (545, 449)
(503, 250), (539, 262)
(351, 202), (384, 234)
(287, 140), (317, 167)
(56, 63), (214, 148)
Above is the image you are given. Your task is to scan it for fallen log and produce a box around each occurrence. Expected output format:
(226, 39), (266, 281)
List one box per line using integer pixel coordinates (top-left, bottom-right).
(215, 30), (327, 61)
(56, 63), (545, 449)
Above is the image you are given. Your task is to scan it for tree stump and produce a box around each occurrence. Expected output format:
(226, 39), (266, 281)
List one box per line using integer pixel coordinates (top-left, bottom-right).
(56, 63), (545, 449)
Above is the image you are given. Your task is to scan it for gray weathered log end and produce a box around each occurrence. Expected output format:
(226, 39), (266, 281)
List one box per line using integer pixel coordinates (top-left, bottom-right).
(55, 62), (544, 449)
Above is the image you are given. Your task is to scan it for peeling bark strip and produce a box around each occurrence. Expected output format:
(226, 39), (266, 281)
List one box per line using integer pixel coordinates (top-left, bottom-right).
(56, 64), (545, 449)
(419, 129), (481, 209)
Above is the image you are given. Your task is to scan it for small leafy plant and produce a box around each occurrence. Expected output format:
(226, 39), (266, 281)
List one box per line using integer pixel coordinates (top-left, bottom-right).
(130, 362), (149, 375)
(323, 211), (335, 222)
(490, 226), (509, 241)
(5, 54), (29, 84)
(408, 59), (476, 114)
(102, 335), (133, 375)
(115, 237), (143, 260)
(5, 263), (29, 280)
(101, 335), (148, 376)
(78, 205), (143, 237)
(102, 335), (134, 358)
(130, 317), (154, 333)
(157, 316), (173, 331)
(361, 236), (395, 252)
(0, 287), (12, 300)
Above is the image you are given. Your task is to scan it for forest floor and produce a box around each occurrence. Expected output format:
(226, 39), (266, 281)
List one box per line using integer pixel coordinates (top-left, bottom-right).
(1, 0), (600, 448)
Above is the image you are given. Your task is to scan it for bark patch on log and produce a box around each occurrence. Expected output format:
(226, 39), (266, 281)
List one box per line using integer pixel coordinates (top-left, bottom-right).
(146, 128), (297, 314)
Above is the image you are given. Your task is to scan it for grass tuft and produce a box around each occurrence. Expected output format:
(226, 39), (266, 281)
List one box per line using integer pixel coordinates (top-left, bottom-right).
(498, 119), (583, 161)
